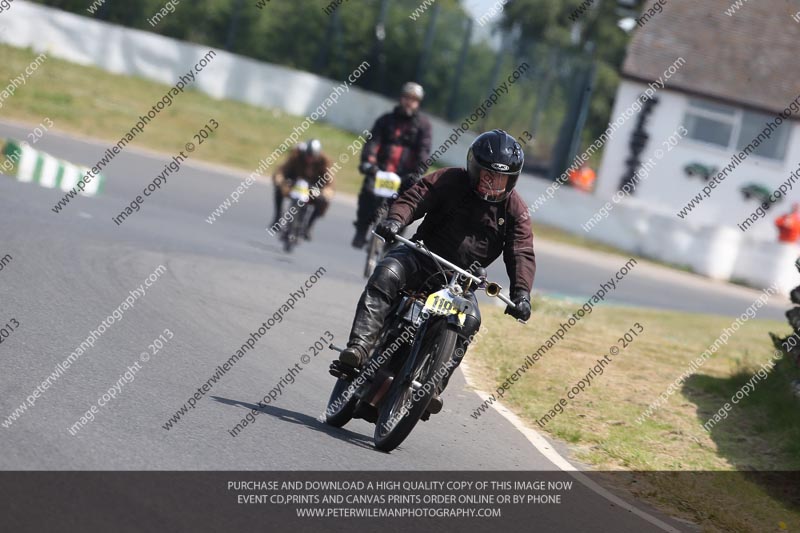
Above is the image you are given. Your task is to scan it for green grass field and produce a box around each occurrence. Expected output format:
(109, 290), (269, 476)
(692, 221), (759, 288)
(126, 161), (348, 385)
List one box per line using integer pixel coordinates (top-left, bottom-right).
(0, 44), (369, 195)
(0, 45), (713, 273)
(469, 300), (799, 532)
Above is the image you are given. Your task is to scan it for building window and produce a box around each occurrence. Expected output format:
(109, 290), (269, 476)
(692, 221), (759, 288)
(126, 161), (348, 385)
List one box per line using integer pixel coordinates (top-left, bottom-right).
(736, 110), (790, 160)
(684, 100), (736, 147)
(683, 98), (789, 161)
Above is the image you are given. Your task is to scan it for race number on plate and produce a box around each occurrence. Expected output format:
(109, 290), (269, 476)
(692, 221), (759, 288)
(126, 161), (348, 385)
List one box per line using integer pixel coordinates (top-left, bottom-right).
(423, 289), (466, 326)
(289, 179), (311, 202)
(373, 171), (401, 198)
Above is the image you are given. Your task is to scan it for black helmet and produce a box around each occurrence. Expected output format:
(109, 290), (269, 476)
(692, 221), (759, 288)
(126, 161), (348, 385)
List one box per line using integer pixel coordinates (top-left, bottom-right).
(305, 139), (322, 158)
(466, 129), (524, 202)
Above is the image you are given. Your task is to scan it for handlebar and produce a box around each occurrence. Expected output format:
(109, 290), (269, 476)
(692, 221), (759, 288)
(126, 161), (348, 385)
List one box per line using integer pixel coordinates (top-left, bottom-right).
(393, 234), (516, 309)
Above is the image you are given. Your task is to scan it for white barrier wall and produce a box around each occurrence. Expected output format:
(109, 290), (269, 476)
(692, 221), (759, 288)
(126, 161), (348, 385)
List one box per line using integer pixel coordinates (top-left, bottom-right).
(597, 79), (800, 235)
(5, 2), (797, 295)
(514, 177), (800, 296)
(1, 1), (475, 168)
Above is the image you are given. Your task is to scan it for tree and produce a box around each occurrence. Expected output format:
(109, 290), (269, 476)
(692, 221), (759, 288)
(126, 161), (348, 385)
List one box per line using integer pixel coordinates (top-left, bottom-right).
(499, 0), (635, 151)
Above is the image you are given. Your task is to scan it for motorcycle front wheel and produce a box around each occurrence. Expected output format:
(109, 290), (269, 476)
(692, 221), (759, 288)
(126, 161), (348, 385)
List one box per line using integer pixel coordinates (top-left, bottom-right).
(363, 233), (383, 278)
(373, 318), (458, 452)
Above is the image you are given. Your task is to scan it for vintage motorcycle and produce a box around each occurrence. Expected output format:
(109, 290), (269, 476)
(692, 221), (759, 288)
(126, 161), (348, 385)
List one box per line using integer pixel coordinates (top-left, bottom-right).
(362, 170), (402, 277)
(281, 178), (313, 253)
(326, 234), (519, 452)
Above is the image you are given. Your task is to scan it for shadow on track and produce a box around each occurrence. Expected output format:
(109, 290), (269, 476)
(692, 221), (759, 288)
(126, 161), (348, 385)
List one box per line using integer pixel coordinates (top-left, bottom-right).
(210, 395), (376, 450)
(680, 333), (800, 512)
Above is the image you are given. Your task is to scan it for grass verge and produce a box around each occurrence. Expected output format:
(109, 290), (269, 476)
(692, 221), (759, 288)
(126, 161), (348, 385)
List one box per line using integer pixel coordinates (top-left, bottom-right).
(0, 45), (729, 279)
(469, 299), (799, 532)
(0, 44), (369, 195)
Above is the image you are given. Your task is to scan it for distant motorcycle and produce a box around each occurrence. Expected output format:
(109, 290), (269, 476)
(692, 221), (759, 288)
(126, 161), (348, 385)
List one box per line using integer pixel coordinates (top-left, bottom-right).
(282, 179), (313, 253)
(326, 234), (521, 452)
(363, 170), (402, 277)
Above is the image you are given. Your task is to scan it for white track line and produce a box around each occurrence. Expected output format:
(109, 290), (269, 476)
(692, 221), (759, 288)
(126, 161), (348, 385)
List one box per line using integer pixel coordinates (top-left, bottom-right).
(461, 361), (682, 533)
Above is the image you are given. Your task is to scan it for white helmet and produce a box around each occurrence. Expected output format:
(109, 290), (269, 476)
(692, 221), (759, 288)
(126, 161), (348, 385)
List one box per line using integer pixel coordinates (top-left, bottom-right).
(401, 82), (424, 101)
(305, 139), (322, 157)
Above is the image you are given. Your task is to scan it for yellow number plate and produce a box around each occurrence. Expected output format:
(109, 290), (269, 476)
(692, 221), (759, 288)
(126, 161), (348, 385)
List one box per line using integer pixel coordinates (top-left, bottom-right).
(289, 179), (310, 201)
(423, 289), (466, 326)
(373, 171), (401, 198)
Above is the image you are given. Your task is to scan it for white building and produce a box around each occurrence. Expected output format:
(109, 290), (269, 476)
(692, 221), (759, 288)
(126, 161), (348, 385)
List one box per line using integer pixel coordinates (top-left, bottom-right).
(583, 0), (800, 293)
(514, 0), (799, 294)
(597, 0), (800, 238)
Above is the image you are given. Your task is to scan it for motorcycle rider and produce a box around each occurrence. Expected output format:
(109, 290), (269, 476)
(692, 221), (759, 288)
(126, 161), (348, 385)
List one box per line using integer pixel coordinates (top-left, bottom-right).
(339, 130), (535, 414)
(271, 141), (305, 228)
(270, 139), (335, 240)
(351, 82), (433, 248)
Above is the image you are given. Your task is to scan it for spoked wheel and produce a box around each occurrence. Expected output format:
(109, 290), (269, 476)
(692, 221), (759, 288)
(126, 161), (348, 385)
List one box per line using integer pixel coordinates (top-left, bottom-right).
(364, 201), (390, 277)
(282, 203), (306, 253)
(282, 231), (296, 253)
(282, 217), (298, 252)
(324, 377), (359, 427)
(364, 233), (383, 278)
(373, 319), (458, 452)
(325, 311), (401, 428)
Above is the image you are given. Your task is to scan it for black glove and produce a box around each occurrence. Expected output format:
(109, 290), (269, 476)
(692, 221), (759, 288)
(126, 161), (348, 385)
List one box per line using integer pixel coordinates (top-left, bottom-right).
(375, 218), (403, 243)
(404, 172), (422, 186)
(505, 290), (531, 321)
(359, 161), (376, 175)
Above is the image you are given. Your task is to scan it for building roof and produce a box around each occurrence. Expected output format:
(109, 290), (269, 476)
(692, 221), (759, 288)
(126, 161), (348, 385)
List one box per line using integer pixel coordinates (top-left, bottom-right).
(622, 0), (800, 115)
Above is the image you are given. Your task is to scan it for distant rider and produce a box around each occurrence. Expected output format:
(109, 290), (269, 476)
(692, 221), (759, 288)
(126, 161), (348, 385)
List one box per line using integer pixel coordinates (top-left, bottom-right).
(271, 141), (305, 228)
(351, 82), (432, 248)
(339, 130), (535, 415)
(271, 139), (335, 240)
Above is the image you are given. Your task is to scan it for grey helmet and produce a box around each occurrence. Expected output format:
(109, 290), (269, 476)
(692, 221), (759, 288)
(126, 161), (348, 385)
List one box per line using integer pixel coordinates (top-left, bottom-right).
(401, 82), (424, 101)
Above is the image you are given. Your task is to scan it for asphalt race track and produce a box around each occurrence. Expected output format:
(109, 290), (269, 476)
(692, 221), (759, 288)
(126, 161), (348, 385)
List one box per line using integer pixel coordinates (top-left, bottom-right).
(0, 121), (780, 531)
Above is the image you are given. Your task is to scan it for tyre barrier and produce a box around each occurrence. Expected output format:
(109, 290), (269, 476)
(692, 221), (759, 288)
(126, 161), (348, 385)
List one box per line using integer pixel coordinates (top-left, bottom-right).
(784, 258), (800, 374)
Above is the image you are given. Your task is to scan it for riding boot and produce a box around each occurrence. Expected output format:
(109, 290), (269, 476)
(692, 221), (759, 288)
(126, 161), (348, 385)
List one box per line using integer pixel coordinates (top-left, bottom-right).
(341, 255), (408, 367)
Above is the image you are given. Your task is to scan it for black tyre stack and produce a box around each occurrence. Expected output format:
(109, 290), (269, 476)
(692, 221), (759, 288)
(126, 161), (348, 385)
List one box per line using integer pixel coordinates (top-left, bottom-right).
(784, 259), (800, 396)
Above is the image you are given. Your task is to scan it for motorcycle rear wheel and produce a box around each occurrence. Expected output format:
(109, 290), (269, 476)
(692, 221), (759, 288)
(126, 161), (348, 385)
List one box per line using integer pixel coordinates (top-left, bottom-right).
(324, 306), (402, 428)
(324, 377), (359, 427)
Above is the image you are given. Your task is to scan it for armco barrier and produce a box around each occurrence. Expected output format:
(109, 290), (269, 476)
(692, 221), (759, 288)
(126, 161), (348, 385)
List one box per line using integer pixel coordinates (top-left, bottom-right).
(2, 139), (104, 196)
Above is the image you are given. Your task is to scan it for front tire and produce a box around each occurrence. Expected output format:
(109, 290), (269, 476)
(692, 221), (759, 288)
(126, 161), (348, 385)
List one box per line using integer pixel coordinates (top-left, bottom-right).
(282, 203), (306, 253)
(373, 319), (458, 452)
(364, 233), (383, 278)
